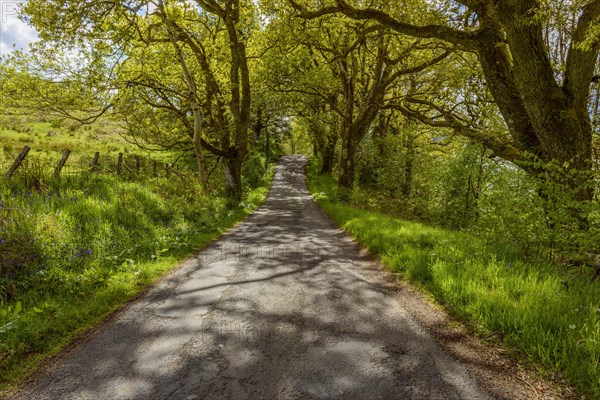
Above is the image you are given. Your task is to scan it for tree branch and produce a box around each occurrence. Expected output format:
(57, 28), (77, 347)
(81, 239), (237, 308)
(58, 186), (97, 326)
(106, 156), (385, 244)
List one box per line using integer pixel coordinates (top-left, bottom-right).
(564, 0), (600, 109)
(388, 98), (522, 162)
(384, 48), (453, 87)
(288, 0), (479, 48)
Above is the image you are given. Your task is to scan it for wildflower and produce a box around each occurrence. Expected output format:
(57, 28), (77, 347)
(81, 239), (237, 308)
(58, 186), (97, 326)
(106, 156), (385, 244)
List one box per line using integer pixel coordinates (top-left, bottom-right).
(0, 238), (5, 244)
(569, 324), (576, 330)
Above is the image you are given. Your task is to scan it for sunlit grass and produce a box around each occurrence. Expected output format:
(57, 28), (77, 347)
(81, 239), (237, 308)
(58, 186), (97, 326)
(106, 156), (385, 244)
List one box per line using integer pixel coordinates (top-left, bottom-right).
(308, 162), (600, 397)
(0, 118), (130, 163)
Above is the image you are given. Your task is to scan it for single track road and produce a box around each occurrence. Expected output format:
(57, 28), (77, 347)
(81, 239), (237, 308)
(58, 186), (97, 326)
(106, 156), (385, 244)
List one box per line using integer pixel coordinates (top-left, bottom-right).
(14, 155), (491, 400)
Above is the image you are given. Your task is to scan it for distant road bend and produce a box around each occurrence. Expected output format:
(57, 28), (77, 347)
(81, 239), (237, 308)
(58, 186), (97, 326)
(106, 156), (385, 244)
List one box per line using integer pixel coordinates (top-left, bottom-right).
(16, 155), (490, 400)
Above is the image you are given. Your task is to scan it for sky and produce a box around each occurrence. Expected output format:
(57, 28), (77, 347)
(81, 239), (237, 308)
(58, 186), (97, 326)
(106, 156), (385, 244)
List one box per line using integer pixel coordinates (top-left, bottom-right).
(0, 1), (38, 56)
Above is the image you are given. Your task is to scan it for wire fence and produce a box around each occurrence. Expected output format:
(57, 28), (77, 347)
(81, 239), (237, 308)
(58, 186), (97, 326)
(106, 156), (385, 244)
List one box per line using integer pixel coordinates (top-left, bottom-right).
(1, 145), (191, 181)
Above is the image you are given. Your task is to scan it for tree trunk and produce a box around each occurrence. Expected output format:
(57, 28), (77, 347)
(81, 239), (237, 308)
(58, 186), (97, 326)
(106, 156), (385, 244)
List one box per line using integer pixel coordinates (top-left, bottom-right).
(192, 110), (209, 186)
(338, 132), (358, 192)
(192, 142), (209, 186)
(321, 128), (338, 174)
(223, 152), (243, 201)
(338, 101), (385, 193)
(538, 118), (590, 204)
(374, 112), (389, 158)
(161, 5), (208, 187)
(338, 105), (385, 192)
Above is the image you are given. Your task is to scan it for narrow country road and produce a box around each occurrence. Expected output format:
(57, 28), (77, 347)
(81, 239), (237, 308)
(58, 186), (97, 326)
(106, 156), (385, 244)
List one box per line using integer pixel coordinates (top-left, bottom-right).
(16, 156), (490, 400)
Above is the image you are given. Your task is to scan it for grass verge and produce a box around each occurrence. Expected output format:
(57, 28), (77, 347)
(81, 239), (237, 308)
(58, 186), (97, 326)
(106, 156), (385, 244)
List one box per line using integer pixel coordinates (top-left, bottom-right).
(308, 161), (600, 398)
(0, 166), (274, 393)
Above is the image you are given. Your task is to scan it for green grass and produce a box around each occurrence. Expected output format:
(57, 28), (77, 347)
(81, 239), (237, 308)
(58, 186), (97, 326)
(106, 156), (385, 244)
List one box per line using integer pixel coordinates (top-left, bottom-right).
(0, 116), (191, 177)
(308, 161), (600, 398)
(0, 116), (134, 163)
(0, 166), (274, 393)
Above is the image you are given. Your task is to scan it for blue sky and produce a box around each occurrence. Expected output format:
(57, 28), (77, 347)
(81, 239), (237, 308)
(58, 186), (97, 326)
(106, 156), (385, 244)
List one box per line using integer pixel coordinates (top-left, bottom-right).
(0, 1), (38, 56)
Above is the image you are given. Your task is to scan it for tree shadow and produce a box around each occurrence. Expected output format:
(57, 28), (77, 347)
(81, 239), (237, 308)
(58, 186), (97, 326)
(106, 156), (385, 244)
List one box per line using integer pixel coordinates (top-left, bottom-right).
(14, 156), (489, 400)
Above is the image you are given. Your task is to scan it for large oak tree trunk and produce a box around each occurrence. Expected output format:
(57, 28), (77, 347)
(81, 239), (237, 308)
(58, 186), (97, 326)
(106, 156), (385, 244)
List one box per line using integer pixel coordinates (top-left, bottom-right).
(492, 0), (596, 202)
(223, 150), (244, 201)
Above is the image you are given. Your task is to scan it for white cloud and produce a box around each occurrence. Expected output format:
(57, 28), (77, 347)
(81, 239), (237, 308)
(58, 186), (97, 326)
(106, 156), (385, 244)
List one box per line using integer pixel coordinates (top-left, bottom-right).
(0, 0), (39, 56)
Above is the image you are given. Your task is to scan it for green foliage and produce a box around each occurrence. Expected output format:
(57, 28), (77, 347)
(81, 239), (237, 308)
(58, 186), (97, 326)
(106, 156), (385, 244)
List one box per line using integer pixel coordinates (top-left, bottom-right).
(354, 126), (481, 225)
(308, 161), (600, 397)
(242, 151), (268, 188)
(351, 123), (600, 265)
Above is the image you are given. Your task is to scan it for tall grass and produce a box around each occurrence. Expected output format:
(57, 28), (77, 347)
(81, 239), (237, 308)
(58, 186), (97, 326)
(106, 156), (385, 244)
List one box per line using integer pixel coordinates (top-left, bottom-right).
(0, 167), (273, 391)
(309, 163), (600, 397)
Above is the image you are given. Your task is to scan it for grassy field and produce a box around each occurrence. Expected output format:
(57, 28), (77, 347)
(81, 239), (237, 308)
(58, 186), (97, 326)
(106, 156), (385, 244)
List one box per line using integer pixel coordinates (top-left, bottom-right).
(307, 160), (600, 398)
(0, 115), (188, 178)
(1, 115), (129, 161)
(0, 116), (275, 392)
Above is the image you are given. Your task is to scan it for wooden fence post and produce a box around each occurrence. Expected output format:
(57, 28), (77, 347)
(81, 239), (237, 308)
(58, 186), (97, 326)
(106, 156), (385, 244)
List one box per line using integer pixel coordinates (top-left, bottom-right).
(117, 153), (123, 175)
(53, 149), (71, 177)
(90, 152), (100, 172)
(4, 145), (30, 178)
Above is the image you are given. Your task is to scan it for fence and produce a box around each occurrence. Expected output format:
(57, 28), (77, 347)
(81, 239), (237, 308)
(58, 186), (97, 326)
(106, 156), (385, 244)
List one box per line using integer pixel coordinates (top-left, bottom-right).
(1, 145), (190, 181)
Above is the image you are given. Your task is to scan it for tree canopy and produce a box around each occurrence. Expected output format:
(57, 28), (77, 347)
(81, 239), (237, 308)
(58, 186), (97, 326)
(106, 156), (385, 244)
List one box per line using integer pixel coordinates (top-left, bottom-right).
(2, 0), (600, 210)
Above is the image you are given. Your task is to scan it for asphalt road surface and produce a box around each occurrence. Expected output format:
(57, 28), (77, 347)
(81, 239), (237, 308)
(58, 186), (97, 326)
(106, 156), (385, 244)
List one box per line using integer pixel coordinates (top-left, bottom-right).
(16, 155), (490, 400)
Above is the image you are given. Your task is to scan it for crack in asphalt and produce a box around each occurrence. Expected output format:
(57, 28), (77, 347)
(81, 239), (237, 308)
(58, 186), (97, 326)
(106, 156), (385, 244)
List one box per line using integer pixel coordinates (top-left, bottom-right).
(13, 155), (491, 400)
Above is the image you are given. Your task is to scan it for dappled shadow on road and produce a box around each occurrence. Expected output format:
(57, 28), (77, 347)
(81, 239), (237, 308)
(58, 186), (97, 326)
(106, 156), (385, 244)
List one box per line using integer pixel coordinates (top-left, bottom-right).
(15, 156), (489, 400)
